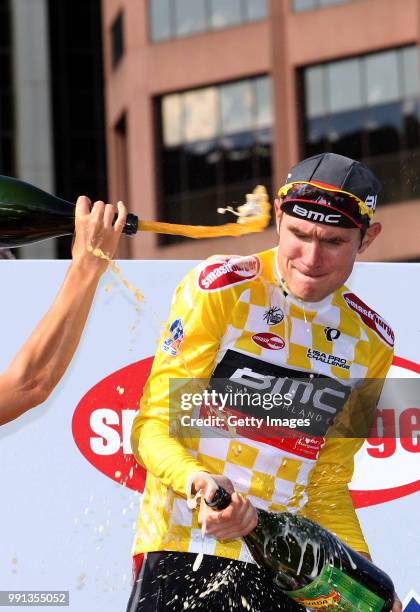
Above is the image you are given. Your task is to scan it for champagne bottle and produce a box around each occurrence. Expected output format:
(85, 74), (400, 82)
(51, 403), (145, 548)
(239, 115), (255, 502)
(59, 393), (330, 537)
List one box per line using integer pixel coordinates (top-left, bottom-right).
(206, 487), (395, 612)
(0, 174), (138, 249)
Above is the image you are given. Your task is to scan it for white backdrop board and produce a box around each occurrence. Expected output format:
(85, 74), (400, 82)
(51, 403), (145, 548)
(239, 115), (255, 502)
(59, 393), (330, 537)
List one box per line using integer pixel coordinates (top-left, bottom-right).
(0, 260), (419, 611)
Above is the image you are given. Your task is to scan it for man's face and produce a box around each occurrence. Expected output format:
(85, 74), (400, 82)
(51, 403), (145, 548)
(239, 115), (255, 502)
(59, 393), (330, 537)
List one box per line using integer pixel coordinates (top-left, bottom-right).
(274, 200), (381, 302)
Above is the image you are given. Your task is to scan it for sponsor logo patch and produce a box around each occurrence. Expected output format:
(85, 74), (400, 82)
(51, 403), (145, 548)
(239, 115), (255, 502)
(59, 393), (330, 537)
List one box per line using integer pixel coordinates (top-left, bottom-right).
(198, 255), (260, 292)
(324, 327), (341, 341)
(252, 332), (285, 350)
(295, 435), (324, 454)
(263, 306), (284, 325)
(365, 194), (377, 212)
(343, 292), (394, 347)
(292, 204), (341, 225)
(162, 318), (185, 356)
(307, 348), (350, 370)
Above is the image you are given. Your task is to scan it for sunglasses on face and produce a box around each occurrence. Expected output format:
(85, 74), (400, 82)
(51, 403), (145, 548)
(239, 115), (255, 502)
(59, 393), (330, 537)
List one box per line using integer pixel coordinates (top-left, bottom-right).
(278, 182), (373, 229)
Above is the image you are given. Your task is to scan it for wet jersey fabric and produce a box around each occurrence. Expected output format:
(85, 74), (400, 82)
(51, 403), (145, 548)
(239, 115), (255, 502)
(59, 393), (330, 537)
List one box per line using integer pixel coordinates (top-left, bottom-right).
(131, 248), (394, 562)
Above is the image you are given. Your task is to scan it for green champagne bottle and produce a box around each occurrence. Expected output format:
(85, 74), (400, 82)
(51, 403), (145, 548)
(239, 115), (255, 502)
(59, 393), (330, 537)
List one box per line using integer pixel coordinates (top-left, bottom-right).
(206, 487), (395, 611)
(0, 174), (138, 248)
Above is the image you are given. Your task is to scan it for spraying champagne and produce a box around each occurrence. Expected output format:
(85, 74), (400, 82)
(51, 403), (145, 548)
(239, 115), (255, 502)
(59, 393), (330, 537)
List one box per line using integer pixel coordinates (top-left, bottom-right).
(0, 175), (271, 249)
(203, 485), (395, 612)
(0, 174), (138, 248)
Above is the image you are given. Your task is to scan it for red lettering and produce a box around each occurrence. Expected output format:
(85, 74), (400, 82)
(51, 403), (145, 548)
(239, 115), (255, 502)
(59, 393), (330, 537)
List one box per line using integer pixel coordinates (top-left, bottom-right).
(400, 408), (420, 453)
(367, 409), (396, 458)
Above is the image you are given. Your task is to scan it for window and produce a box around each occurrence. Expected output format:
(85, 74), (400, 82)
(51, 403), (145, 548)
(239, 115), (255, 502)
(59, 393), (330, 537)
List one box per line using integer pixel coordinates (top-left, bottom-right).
(149, 0), (268, 42)
(158, 76), (273, 244)
(149, 0), (171, 42)
(301, 46), (420, 204)
(111, 11), (124, 68)
(114, 113), (129, 203)
(292, 0), (350, 12)
(175, 0), (206, 37)
(211, 0), (242, 29)
(48, 0), (108, 258)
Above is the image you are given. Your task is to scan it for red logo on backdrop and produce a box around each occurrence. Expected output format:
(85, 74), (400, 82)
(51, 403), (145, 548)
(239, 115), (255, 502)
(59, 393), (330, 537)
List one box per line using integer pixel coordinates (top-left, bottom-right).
(252, 332), (285, 350)
(350, 356), (420, 508)
(343, 292), (394, 347)
(72, 356), (419, 506)
(72, 357), (153, 493)
(198, 255), (260, 291)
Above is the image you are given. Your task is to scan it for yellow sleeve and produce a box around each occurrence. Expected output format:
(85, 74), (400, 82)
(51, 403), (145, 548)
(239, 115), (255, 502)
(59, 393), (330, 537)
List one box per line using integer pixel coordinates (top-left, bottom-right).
(300, 437), (369, 553)
(301, 341), (394, 555)
(131, 264), (236, 498)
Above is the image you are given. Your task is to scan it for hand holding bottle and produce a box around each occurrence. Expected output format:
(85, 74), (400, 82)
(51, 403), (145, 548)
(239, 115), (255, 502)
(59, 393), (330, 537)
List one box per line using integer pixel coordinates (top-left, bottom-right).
(391, 594), (402, 611)
(198, 482), (397, 611)
(191, 473), (258, 540)
(72, 196), (127, 276)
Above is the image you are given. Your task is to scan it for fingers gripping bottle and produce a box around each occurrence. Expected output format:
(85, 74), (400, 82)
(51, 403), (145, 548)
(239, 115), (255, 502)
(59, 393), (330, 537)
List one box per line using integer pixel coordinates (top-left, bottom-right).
(0, 174), (138, 248)
(205, 485), (395, 612)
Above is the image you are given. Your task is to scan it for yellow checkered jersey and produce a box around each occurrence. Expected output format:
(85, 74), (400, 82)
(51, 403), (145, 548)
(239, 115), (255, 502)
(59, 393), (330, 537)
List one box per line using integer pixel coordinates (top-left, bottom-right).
(131, 248), (394, 562)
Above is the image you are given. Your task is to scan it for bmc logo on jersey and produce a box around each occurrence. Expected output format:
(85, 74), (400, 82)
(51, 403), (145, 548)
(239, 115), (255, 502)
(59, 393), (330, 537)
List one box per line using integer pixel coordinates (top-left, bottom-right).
(198, 255), (260, 291)
(252, 332), (285, 350)
(292, 204), (341, 225)
(343, 292), (394, 347)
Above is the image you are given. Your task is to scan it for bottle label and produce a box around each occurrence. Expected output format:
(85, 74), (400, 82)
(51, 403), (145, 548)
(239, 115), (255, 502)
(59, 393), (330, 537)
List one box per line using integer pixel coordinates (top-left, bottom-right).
(286, 564), (385, 611)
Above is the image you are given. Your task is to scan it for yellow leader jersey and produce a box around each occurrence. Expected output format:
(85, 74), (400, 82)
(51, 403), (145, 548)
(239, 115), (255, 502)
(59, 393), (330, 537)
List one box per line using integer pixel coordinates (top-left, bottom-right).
(131, 248), (394, 562)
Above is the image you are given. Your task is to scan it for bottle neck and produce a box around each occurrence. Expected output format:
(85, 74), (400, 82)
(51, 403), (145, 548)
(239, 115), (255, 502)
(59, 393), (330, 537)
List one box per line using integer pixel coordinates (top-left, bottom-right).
(122, 213), (138, 235)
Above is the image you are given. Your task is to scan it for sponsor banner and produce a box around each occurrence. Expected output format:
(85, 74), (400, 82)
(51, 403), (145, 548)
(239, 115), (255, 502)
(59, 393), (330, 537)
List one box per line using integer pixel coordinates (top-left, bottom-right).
(72, 358), (152, 492)
(0, 261), (419, 610)
(349, 358), (420, 508)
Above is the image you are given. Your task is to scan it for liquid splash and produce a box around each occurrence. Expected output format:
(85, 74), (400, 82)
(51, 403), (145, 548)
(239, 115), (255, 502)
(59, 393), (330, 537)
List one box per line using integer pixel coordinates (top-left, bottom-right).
(87, 245), (144, 304)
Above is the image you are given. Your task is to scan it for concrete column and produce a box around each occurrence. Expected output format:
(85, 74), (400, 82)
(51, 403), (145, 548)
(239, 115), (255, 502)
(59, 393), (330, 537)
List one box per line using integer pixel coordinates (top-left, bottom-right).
(269, 0), (299, 192)
(11, 0), (56, 258)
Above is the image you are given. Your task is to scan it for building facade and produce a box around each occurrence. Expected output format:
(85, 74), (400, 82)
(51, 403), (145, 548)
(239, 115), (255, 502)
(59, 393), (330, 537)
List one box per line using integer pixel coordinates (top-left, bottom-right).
(102, 0), (420, 262)
(0, 0), (107, 259)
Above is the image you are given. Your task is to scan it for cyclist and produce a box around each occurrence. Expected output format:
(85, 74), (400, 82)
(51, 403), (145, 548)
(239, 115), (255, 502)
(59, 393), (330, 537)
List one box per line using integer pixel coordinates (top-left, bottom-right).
(129, 153), (401, 611)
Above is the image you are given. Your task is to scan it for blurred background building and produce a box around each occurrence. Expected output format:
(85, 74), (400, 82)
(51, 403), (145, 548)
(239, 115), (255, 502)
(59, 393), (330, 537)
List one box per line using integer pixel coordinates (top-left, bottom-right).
(0, 0), (107, 258)
(1, 0), (420, 261)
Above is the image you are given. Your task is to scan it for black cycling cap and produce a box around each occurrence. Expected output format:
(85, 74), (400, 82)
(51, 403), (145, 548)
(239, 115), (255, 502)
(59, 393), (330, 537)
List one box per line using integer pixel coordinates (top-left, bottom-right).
(279, 153), (382, 228)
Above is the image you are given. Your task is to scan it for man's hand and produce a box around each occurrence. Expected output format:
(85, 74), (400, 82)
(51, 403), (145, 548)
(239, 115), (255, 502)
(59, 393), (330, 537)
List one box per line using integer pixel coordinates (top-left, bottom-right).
(192, 474), (258, 541)
(392, 593), (402, 611)
(72, 196), (127, 275)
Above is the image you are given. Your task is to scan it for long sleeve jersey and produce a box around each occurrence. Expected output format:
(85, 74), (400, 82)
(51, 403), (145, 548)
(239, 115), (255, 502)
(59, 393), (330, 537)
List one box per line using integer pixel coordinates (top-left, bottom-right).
(131, 248), (394, 562)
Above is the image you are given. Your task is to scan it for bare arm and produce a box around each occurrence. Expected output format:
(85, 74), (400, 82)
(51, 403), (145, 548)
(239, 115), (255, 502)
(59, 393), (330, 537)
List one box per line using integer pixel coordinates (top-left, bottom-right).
(0, 196), (127, 426)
